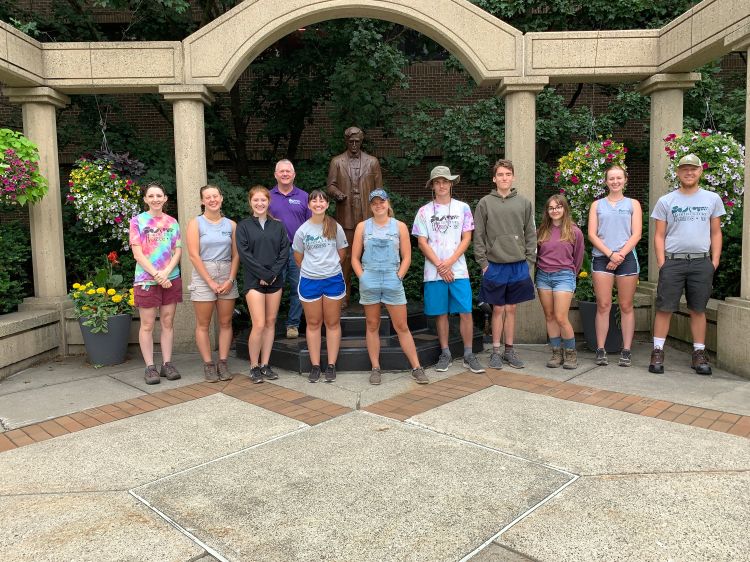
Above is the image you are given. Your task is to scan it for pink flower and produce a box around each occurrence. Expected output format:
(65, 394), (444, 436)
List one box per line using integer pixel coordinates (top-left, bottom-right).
(727, 200), (735, 207)
(602, 139), (613, 147)
(702, 162), (709, 170)
(664, 133), (677, 142)
(110, 174), (117, 180)
(571, 176), (580, 184)
(598, 148), (607, 154)
(623, 147), (628, 153)
(606, 153), (614, 160)
(700, 132), (710, 138)
(114, 216), (122, 224)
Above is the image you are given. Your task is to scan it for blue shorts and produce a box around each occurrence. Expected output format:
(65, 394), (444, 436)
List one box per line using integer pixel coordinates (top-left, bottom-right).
(478, 261), (535, 306)
(359, 269), (407, 306)
(535, 269), (576, 293)
(592, 251), (640, 276)
(298, 273), (346, 302)
(424, 279), (472, 316)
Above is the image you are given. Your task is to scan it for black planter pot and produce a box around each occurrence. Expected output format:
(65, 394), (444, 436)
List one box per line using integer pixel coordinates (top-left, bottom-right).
(79, 313), (132, 366)
(577, 301), (623, 353)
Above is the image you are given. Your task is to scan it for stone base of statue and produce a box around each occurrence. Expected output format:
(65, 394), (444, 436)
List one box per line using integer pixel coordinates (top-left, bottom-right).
(234, 304), (484, 373)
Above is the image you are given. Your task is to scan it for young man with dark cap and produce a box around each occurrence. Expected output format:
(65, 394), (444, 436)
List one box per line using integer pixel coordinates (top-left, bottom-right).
(412, 166), (484, 374)
(649, 153), (725, 375)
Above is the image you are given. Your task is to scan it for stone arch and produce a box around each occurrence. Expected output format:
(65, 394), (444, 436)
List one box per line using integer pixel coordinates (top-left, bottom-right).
(183, 0), (523, 92)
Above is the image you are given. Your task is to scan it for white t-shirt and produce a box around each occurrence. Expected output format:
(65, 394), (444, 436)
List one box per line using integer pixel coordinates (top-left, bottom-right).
(292, 220), (348, 279)
(412, 199), (474, 282)
(651, 188), (726, 254)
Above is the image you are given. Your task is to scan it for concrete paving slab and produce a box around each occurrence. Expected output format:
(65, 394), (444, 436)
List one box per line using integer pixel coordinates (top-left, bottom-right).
(410, 386), (750, 475)
(470, 543), (534, 561)
(0, 491), (202, 562)
(498, 472), (750, 562)
(134, 412), (572, 562)
(0, 394), (304, 494)
(0, 376), (146, 429)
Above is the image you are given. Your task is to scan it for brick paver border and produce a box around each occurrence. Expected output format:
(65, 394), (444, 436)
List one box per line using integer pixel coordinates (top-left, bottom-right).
(1, 368), (747, 453)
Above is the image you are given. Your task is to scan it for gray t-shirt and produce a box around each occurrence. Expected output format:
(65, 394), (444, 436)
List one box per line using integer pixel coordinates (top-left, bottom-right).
(292, 220), (349, 279)
(651, 188), (725, 253)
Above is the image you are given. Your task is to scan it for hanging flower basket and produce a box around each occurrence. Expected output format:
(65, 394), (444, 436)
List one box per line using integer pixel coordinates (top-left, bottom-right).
(554, 137), (628, 225)
(663, 130), (744, 225)
(66, 152), (144, 250)
(0, 129), (48, 206)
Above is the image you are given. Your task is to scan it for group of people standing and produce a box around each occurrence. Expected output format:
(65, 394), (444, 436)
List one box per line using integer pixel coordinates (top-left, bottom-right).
(127, 151), (723, 386)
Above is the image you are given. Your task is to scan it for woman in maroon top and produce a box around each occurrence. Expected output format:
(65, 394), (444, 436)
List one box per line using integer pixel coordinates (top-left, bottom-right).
(535, 195), (584, 369)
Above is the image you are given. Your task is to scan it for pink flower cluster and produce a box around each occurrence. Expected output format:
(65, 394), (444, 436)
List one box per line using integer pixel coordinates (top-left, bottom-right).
(1, 148), (37, 202)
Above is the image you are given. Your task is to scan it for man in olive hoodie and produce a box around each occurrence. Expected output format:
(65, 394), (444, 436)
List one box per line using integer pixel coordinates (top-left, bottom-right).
(474, 159), (537, 369)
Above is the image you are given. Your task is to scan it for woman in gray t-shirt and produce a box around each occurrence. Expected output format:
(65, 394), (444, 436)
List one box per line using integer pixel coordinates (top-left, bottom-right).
(293, 190), (348, 383)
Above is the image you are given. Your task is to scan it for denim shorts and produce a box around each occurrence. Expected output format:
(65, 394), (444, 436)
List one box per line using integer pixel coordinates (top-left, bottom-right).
(423, 278), (472, 315)
(359, 269), (407, 306)
(592, 251), (639, 277)
(298, 273), (346, 302)
(535, 269), (576, 293)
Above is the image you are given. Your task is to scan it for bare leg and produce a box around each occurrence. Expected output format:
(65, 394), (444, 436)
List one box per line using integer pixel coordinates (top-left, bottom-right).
(503, 304), (517, 345)
(386, 303), (420, 369)
(323, 296), (343, 364)
(260, 291), (282, 365)
(593, 272), (615, 349)
(216, 298), (235, 361)
(158, 303), (177, 363)
(688, 310), (707, 344)
(459, 313), (473, 349)
(193, 301), (215, 363)
(302, 298), (323, 366)
(435, 314), (449, 349)
(491, 305), (506, 346)
(138, 306), (158, 366)
(653, 310), (672, 340)
(615, 275), (638, 350)
(246, 290), (266, 366)
(537, 289), (558, 339)
(552, 291), (575, 340)
(364, 304), (382, 368)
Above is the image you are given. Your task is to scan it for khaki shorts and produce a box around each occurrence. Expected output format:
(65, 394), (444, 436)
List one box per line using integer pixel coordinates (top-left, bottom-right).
(189, 261), (239, 302)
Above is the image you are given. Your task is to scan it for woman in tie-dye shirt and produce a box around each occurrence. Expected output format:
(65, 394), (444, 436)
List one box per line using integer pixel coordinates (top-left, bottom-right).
(129, 182), (183, 386)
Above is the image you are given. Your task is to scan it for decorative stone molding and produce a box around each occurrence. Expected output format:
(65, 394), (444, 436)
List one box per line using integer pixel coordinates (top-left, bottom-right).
(158, 84), (215, 105)
(496, 76), (549, 97)
(636, 72), (702, 95)
(3, 86), (70, 108)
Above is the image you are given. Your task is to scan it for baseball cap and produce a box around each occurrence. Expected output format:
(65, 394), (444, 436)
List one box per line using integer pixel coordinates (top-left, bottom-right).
(677, 154), (702, 168)
(369, 189), (389, 202)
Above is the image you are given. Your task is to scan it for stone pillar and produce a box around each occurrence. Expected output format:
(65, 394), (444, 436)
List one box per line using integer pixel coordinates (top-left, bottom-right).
(159, 85), (215, 351)
(3, 87), (70, 302)
(497, 77), (549, 209)
(636, 73), (701, 282)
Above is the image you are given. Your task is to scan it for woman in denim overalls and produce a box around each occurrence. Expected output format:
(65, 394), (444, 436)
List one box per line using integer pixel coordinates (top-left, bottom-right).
(350, 189), (428, 386)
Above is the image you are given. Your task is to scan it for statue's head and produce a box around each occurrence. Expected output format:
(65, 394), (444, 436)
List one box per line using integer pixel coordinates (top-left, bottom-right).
(344, 126), (364, 156)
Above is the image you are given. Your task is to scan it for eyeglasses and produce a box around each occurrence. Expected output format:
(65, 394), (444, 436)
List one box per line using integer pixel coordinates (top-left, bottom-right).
(548, 206), (564, 212)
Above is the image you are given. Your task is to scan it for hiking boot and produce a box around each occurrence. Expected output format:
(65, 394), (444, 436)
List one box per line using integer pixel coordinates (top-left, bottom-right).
(308, 365), (321, 383)
(324, 364), (337, 383)
(260, 364), (278, 381)
(250, 366), (264, 384)
(411, 367), (429, 385)
(160, 362), (181, 381)
(562, 348), (578, 369)
(618, 349), (632, 368)
(144, 365), (160, 385)
(435, 352), (452, 372)
(595, 348), (608, 366)
(203, 361), (219, 383)
(546, 347), (563, 368)
(369, 368), (382, 385)
(691, 349), (712, 376)
(286, 326), (299, 339)
(488, 351), (503, 369)
(648, 348), (664, 374)
(217, 359), (233, 381)
(502, 348), (525, 369)
(462, 354), (485, 373)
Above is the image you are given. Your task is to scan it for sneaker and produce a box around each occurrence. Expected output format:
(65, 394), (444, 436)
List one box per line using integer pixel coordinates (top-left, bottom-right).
(502, 348), (525, 369)
(369, 368), (382, 385)
(595, 348), (608, 366)
(546, 347), (563, 368)
(411, 367), (429, 384)
(260, 364), (278, 381)
(563, 348), (578, 369)
(324, 364), (336, 383)
(618, 349), (632, 368)
(160, 362), (181, 381)
(286, 326), (299, 339)
(488, 351), (503, 369)
(462, 354), (485, 373)
(250, 365), (264, 384)
(435, 352), (452, 372)
(217, 359), (233, 381)
(648, 347), (664, 374)
(691, 349), (712, 376)
(308, 365), (321, 383)
(203, 361), (219, 383)
(144, 365), (160, 385)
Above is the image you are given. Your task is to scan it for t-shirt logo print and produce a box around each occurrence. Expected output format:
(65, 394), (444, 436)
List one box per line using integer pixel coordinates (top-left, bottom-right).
(430, 214), (457, 234)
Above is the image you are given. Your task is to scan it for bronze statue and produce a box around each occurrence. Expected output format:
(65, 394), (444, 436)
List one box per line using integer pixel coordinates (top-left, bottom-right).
(327, 126), (383, 307)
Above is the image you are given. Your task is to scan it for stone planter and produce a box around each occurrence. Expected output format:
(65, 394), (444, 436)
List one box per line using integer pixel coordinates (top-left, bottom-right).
(78, 313), (132, 366)
(577, 301), (622, 353)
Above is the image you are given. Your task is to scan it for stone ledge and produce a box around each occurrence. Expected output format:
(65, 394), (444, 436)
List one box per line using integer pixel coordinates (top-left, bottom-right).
(0, 310), (60, 338)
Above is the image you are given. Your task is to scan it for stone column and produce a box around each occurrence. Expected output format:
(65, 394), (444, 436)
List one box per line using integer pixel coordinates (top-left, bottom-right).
(3, 87), (70, 302)
(497, 77), (549, 209)
(636, 73), (701, 282)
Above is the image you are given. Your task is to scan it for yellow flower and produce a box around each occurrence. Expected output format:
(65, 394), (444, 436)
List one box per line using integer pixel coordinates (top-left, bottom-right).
(579, 271), (589, 278)
(129, 288), (134, 294)
(87, 289), (96, 295)
(72, 283), (81, 290)
(73, 292), (80, 298)
(81, 305), (89, 311)
(96, 287), (106, 294)
(127, 298), (135, 307)
(107, 288), (116, 296)
(112, 294), (123, 303)
(86, 282), (93, 287)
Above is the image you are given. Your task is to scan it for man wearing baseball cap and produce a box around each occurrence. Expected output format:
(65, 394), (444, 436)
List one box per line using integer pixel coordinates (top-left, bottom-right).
(649, 153), (725, 375)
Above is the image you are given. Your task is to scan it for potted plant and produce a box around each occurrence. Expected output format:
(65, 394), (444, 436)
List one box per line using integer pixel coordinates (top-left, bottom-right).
(0, 128), (48, 206)
(574, 255), (623, 353)
(69, 252), (134, 366)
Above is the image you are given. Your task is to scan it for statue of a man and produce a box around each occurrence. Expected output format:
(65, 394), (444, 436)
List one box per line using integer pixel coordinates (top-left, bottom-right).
(327, 126), (383, 307)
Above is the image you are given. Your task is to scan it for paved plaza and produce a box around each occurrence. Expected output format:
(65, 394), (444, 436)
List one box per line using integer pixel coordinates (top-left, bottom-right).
(1, 340), (748, 561)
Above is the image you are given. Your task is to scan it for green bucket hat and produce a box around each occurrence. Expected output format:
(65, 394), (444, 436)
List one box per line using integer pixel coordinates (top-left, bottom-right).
(426, 165), (460, 188)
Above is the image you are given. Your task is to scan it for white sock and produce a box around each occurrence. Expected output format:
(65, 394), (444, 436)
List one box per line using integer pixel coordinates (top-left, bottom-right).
(693, 343), (706, 351)
(653, 337), (666, 349)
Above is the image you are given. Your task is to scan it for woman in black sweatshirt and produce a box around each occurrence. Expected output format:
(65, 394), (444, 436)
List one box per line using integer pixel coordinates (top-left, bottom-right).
(236, 185), (290, 383)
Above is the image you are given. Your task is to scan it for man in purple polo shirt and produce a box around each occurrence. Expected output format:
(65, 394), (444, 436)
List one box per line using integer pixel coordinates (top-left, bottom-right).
(269, 159), (311, 339)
